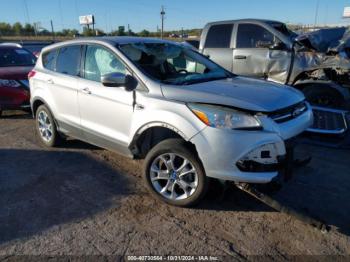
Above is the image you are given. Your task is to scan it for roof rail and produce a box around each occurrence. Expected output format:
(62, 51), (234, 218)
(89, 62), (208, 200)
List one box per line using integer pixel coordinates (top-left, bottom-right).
(0, 42), (23, 48)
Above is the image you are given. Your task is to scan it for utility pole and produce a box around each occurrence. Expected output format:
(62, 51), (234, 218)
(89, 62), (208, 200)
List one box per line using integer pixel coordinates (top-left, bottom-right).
(128, 24), (130, 35)
(50, 20), (55, 41)
(160, 6), (165, 39)
(314, 0), (320, 29)
(33, 22), (38, 37)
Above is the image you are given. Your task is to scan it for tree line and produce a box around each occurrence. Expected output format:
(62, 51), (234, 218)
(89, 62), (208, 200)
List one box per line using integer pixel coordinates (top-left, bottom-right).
(0, 22), (79, 37)
(0, 21), (200, 38)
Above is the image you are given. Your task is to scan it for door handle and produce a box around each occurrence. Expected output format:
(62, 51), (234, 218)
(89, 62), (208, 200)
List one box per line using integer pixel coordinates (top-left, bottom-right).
(47, 79), (54, 84)
(135, 103), (145, 110)
(234, 55), (247, 60)
(81, 87), (91, 95)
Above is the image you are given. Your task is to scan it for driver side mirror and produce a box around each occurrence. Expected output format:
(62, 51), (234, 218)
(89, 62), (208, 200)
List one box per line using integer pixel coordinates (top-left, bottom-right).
(270, 41), (288, 51)
(101, 72), (138, 91)
(256, 40), (274, 49)
(256, 40), (288, 51)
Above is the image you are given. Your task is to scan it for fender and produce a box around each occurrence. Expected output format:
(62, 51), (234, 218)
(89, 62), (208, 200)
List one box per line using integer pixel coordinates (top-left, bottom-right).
(293, 80), (350, 101)
(30, 85), (60, 118)
(128, 106), (207, 149)
(132, 121), (188, 141)
(31, 95), (51, 117)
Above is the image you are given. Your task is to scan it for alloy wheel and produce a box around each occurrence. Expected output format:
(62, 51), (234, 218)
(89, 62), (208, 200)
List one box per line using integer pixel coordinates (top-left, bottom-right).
(150, 153), (199, 201)
(37, 110), (53, 142)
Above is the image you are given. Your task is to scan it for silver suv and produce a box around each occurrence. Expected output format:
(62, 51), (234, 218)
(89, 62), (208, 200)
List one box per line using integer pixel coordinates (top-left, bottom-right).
(29, 37), (313, 206)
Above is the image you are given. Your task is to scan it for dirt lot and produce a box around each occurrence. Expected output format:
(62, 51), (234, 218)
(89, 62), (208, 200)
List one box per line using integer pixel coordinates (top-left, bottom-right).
(0, 111), (349, 259)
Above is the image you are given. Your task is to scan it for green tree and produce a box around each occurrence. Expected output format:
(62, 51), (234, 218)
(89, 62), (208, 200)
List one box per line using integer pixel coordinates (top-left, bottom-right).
(111, 26), (126, 36)
(95, 29), (105, 36)
(82, 27), (95, 36)
(0, 22), (12, 36)
(23, 23), (35, 36)
(12, 22), (23, 36)
(39, 29), (51, 36)
(138, 29), (150, 37)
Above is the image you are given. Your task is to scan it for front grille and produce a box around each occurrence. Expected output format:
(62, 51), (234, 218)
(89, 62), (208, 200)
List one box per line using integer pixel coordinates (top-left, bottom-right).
(307, 106), (348, 135)
(269, 101), (308, 123)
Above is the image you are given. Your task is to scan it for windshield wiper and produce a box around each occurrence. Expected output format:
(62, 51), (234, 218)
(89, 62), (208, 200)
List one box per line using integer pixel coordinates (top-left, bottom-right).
(181, 76), (228, 85)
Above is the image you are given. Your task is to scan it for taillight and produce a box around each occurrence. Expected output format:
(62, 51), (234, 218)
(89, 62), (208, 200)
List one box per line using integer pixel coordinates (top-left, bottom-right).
(28, 70), (36, 79)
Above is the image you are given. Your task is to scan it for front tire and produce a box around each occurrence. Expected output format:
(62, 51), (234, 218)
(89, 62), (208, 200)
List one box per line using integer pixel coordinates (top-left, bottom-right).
(35, 105), (62, 147)
(143, 138), (208, 207)
(302, 85), (345, 108)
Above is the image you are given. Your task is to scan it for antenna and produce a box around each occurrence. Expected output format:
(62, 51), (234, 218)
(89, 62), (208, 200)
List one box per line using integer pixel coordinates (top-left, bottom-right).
(160, 6), (165, 39)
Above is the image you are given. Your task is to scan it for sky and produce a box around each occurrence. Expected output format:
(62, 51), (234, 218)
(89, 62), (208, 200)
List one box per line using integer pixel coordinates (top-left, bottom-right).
(0, 0), (349, 33)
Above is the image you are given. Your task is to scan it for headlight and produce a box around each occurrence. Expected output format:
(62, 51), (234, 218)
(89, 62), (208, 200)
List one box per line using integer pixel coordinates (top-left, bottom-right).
(188, 103), (262, 130)
(0, 79), (21, 88)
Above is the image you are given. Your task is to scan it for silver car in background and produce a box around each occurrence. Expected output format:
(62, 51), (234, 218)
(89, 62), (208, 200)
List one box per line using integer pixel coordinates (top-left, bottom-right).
(199, 19), (350, 108)
(29, 37), (313, 206)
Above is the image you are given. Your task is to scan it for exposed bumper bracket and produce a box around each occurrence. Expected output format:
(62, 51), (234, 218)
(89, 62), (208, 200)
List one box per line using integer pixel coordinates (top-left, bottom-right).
(235, 182), (329, 232)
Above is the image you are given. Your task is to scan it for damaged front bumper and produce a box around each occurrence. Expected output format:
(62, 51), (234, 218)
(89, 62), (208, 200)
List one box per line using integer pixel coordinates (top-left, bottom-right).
(190, 105), (313, 184)
(236, 138), (298, 182)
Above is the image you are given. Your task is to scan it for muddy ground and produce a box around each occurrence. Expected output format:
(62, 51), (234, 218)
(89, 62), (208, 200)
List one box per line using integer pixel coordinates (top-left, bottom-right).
(0, 111), (349, 259)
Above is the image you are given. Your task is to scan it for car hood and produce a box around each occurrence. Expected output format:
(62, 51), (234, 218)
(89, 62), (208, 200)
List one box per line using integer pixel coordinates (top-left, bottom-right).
(0, 66), (33, 80)
(295, 27), (350, 55)
(161, 76), (305, 112)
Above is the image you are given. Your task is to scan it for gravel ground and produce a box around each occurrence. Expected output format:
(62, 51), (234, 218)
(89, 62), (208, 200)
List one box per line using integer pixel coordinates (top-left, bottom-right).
(0, 111), (349, 259)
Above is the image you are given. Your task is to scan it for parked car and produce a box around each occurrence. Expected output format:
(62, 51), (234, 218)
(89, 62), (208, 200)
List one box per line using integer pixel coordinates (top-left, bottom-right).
(0, 43), (36, 116)
(29, 37), (313, 206)
(183, 39), (200, 49)
(199, 19), (350, 108)
(21, 41), (54, 57)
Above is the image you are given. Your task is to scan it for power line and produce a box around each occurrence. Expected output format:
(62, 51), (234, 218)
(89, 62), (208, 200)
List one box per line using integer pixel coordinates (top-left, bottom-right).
(23, 0), (30, 24)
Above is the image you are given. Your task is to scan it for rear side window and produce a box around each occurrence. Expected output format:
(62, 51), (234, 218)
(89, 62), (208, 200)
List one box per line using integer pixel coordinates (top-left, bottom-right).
(204, 24), (233, 48)
(56, 45), (81, 76)
(236, 24), (274, 48)
(42, 49), (57, 71)
(84, 45), (126, 82)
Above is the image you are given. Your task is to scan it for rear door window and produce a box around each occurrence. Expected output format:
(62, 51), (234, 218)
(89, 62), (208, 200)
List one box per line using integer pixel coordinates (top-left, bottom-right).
(204, 24), (233, 48)
(42, 49), (57, 71)
(56, 45), (82, 76)
(236, 24), (274, 48)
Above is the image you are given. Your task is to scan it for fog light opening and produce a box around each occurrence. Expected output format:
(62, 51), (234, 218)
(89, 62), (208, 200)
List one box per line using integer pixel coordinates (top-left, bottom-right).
(236, 143), (281, 172)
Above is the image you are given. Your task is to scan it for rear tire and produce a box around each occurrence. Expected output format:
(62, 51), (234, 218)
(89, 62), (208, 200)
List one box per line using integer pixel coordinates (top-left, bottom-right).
(302, 85), (345, 109)
(35, 105), (62, 147)
(143, 138), (208, 207)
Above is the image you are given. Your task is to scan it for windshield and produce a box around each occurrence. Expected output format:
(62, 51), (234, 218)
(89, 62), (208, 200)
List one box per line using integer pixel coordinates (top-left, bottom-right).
(118, 42), (231, 85)
(268, 22), (297, 40)
(0, 47), (37, 67)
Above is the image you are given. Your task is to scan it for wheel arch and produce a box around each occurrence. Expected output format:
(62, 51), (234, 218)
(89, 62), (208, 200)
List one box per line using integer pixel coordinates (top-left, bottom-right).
(129, 122), (198, 159)
(31, 96), (61, 129)
(293, 79), (348, 100)
(31, 96), (48, 117)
